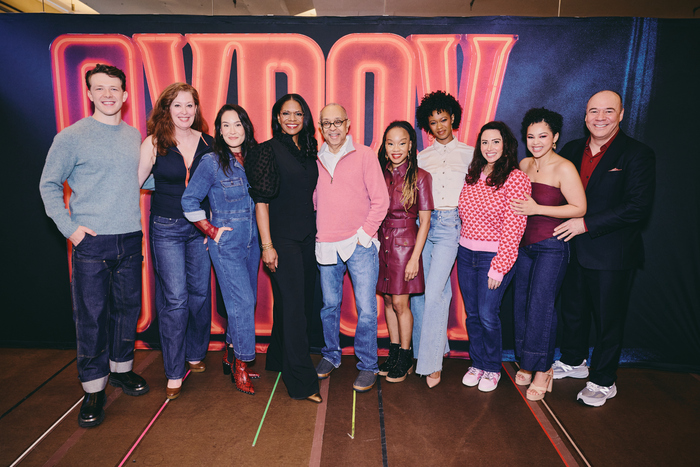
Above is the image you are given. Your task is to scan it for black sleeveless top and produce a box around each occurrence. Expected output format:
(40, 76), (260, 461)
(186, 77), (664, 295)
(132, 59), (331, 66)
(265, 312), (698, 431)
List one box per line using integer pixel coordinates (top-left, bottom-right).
(151, 134), (214, 218)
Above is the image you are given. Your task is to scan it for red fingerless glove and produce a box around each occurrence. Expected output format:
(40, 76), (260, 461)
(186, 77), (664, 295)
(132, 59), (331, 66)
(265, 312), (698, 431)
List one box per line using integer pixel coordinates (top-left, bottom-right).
(193, 219), (219, 240)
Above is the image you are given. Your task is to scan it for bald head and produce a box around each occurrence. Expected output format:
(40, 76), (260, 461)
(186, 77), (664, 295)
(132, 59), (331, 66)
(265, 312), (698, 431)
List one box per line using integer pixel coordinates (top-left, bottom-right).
(585, 90), (624, 147)
(320, 103), (347, 121)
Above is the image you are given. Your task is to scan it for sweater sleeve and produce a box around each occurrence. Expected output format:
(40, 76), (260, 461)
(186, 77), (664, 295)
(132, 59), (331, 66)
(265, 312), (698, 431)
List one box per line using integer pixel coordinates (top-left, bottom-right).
(182, 153), (215, 222)
(488, 170), (531, 281)
(39, 133), (80, 238)
(361, 148), (390, 237)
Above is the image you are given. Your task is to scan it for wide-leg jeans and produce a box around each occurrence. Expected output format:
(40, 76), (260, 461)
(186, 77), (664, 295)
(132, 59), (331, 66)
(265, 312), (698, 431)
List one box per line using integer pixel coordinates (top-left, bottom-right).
(412, 208), (461, 375)
(319, 244), (380, 373)
(208, 217), (259, 362)
(457, 246), (515, 373)
(71, 231), (143, 393)
(150, 216), (211, 380)
(513, 237), (569, 373)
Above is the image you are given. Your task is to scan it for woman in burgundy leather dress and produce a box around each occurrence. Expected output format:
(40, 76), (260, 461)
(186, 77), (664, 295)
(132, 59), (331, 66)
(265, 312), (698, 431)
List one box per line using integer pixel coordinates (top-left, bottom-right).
(376, 121), (434, 383)
(510, 108), (587, 401)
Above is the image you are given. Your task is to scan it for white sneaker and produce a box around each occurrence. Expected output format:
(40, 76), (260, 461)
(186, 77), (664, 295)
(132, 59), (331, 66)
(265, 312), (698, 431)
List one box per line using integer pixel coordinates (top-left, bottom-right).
(462, 367), (484, 387)
(577, 382), (617, 407)
(552, 359), (589, 379)
(478, 371), (501, 392)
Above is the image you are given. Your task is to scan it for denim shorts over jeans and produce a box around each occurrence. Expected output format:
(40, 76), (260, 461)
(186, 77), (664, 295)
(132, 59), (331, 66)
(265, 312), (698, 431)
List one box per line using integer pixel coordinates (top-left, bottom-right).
(514, 237), (569, 373)
(319, 244), (379, 373)
(71, 231), (143, 393)
(150, 216), (211, 380)
(412, 208), (460, 375)
(457, 246), (515, 373)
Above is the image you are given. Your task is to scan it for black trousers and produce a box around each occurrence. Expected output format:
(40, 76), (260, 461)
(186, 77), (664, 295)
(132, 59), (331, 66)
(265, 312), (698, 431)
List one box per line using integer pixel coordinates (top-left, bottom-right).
(265, 234), (320, 399)
(560, 259), (635, 387)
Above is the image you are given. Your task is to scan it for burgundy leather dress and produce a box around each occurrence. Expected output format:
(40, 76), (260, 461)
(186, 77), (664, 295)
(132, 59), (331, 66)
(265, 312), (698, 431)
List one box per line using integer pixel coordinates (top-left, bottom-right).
(377, 162), (434, 295)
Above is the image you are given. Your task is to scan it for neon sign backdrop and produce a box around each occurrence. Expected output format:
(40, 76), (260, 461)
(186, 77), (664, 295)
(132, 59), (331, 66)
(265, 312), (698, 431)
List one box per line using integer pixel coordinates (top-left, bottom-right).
(50, 32), (518, 351)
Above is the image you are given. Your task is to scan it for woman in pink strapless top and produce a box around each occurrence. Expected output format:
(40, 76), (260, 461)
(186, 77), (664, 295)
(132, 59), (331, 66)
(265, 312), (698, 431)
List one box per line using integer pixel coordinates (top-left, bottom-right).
(510, 108), (587, 401)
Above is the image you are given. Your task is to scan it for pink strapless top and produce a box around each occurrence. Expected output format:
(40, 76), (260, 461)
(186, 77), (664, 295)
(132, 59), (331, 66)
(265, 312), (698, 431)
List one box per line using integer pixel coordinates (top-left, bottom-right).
(521, 183), (566, 247)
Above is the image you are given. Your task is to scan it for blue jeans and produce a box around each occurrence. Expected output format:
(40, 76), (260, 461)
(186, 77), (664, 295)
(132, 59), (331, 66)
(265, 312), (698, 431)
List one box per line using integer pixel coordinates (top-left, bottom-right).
(71, 231), (143, 393)
(150, 216), (211, 380)
(412, 209), (460, 375)
(457, 246), (515, 373)
(514, 237), (569, 372)
(319, 244), (379, 372)
(208, 216), (259, 362)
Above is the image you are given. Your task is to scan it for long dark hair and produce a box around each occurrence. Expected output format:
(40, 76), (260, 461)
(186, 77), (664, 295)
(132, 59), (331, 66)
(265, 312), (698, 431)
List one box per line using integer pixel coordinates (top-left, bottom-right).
(271, 93), (318, 157)
(378, 121), (419, 210)
(147, 82), (208, 156)
(466, 121), (519, 190)
(212, 104), (257, 176)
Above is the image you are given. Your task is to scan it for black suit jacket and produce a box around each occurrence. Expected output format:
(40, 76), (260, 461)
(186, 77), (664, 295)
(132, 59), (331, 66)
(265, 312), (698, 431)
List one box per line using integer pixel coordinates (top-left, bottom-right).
(559, 130), (655, 270)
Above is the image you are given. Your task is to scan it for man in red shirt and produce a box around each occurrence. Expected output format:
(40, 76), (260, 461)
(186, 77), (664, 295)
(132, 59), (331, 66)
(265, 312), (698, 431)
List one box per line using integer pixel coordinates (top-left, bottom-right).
(553, 90), (655, 406)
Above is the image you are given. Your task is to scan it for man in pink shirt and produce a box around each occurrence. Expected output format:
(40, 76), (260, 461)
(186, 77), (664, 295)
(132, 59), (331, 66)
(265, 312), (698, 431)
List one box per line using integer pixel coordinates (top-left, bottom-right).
(314, 103), (390, 392)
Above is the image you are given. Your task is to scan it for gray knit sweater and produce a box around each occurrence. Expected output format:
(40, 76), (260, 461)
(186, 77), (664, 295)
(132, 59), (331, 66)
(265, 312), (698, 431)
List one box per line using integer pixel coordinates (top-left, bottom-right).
(39, 117), (142, 238)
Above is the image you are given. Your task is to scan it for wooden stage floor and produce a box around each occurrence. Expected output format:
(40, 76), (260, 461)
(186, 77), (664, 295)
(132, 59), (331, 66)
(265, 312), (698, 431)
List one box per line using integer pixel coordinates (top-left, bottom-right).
(1, 349), (698, 466)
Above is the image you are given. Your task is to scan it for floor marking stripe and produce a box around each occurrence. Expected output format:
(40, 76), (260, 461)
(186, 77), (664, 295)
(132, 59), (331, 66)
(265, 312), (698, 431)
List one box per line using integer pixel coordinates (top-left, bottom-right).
(309, 377), (330, 467)
(1, 357), (77, 422)
(252, 372), (281, 446)
(117, 369), (191, 466)
(505, 363), (589, 467)
(9, 397), (83, 467)
(350, 389), (356, 439)
(40, 351), (160, 467)
(376, 377), (388, 467)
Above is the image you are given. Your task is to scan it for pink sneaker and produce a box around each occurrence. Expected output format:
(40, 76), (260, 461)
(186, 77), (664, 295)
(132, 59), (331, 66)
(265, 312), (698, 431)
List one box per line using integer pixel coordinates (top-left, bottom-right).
(477, 371), (501, 392)
(462, 367), (485, 387)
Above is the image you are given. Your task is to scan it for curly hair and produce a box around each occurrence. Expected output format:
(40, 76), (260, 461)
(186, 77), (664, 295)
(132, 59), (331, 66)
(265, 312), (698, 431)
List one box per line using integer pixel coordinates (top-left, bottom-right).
(212, 104), (258, 176)
(520, 107), (563, 142)
(415, 90), (462, 133)
(146, 83), (209, 156)
(378, 121), (419, 211)
(466, 121), (519, 190)
(271, 94), (318, 158)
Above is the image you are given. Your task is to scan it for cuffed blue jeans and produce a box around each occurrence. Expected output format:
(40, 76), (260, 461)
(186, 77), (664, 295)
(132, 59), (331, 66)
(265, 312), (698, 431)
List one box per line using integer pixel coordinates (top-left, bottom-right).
(319, 244), (379, 373)
(150, 216), (211, 380)
(457, 246), (515, 373)
(513, 237), (569, 372)
(208, 218), (259, 362)
(71, 231), (143, 393)
(412, 209), (460, 375)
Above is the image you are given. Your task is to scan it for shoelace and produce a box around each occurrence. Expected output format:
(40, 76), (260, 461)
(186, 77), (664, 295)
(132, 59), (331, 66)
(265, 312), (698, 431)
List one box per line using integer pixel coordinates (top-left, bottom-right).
(467, 367), (482, 376)
(483, 371), (499, 381)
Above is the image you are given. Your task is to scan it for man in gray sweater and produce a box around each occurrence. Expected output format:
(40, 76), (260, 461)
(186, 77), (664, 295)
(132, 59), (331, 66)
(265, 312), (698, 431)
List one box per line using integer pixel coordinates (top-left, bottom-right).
(40, 64), (149, 428)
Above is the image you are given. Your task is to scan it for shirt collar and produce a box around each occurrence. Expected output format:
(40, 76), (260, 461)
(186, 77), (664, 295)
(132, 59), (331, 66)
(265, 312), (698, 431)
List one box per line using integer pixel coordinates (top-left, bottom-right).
(585, 128), (620, 157)
(319, 134), (354, 159)
(432, 136), (458, 152)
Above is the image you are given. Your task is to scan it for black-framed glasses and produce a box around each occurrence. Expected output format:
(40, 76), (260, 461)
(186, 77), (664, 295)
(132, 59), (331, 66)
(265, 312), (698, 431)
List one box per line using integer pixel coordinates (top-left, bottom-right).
(320, 119), (347, 129)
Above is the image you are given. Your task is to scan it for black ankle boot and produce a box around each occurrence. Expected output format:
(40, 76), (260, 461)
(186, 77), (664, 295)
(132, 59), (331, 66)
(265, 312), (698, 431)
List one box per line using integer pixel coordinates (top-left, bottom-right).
(78, 389), (106, 428)
(378, 343), (400, 376)
(386, 348), (414, 383)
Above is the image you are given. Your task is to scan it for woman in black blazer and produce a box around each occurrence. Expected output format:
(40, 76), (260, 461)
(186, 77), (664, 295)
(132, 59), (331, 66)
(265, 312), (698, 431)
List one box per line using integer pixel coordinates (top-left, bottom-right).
(246, 94), (321, 403)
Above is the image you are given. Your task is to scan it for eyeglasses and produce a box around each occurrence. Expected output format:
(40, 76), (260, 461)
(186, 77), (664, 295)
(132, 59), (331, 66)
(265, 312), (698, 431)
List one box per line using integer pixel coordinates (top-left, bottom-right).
(280, 111), (304, 120)
(320, 119), (347, 129)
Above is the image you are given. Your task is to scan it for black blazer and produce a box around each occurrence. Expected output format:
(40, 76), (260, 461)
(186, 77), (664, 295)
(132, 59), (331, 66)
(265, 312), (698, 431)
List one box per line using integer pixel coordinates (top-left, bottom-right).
(559, 130), (655, 270)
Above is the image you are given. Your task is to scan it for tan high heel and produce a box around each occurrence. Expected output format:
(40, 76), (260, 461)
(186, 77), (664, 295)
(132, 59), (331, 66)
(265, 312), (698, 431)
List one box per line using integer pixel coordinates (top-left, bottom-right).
(526, 368), (553, 401)
(515, 369), (532, 386)
(426, 371), (441, 389)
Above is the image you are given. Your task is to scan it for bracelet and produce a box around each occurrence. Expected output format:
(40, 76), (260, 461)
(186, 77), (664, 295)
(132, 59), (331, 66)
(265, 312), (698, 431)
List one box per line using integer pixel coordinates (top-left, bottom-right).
(261, 242), (274, 251)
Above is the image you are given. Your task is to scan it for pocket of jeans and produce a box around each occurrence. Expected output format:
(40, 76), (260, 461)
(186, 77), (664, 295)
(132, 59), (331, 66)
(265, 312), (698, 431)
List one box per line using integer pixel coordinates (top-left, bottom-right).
(220, 178), (247, 203)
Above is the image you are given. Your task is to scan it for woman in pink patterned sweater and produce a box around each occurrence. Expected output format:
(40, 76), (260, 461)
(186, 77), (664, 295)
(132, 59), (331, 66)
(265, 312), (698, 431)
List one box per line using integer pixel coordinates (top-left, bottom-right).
(457, 121), (531, 392)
